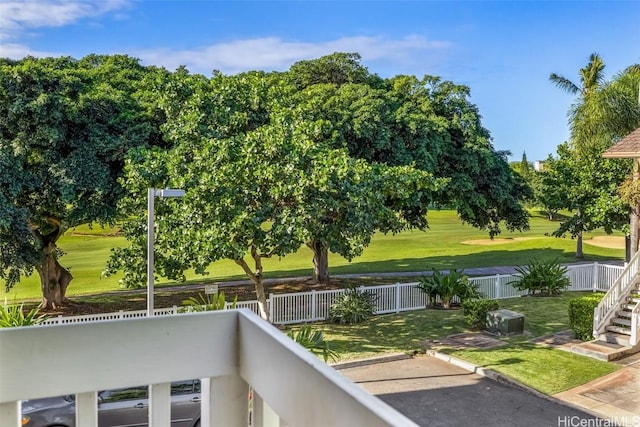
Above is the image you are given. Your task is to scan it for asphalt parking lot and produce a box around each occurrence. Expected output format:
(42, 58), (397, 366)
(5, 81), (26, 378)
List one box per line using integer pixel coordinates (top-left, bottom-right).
(337, 355), (602, 427)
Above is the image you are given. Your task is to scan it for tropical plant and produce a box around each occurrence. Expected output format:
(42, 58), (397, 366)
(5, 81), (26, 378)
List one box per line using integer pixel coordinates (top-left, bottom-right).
(287, 325), (340, 362)
(0, 299), (47, 327)
(180, 292), (237, 312)
(548, 55), (639, 257)
(461, 298), (499, 330)
(509, 259), (570, 295)
(416, 268), (480, 309)
(328, 287), (377, 324)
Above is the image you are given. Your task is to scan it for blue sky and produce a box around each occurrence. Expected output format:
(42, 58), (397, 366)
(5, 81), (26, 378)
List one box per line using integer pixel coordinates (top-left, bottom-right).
(1, 1), (639, 162)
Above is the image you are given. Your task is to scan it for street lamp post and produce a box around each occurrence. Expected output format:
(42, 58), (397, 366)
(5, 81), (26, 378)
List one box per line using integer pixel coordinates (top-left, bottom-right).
(147, 188), (185, 316)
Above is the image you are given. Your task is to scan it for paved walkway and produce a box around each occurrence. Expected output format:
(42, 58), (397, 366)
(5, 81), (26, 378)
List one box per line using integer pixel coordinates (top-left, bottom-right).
(336, 331), (640, 427)
(337, 355), (602, 427)
(554, 350), (640, 424)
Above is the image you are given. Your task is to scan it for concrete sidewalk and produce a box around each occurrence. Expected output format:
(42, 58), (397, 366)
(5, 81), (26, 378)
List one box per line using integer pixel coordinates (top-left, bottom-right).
(554, 352), (640, 424)
(337, 354), (603, 427)
(336, 350), (640, 427)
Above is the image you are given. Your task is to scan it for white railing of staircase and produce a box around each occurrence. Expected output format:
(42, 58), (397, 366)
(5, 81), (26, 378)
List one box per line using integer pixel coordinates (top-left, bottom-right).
(593, 250), (640, 341)
(631, 303), (639, 346)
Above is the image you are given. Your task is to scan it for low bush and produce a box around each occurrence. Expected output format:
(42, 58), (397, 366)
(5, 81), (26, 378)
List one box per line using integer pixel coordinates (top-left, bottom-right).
(180, 292), (237, 312)
(509, 258), (570, 295)
(287, 325), (340, 362)
(462, 298), (499, 330)
(329, 287), (376, 324)
(416, 268), (481, 309)
(568, 293), (605, 340)
(0, 299), (47, 327)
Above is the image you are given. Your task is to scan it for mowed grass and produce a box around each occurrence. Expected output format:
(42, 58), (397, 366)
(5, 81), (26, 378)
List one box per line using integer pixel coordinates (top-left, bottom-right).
(446, 344), (618, 395)
(302, 292), (619, 394)
(2, 210), (625, 300)
(313, 292), (590, 360)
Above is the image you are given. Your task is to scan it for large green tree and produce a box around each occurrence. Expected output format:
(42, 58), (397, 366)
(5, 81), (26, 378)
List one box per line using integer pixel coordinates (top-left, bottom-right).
(106, 109), (439, 321)
(286, 59), (530, 281)
(549, 55), (638, 256)
(0, 55), (166, 308)
(542, 143), (628, 258)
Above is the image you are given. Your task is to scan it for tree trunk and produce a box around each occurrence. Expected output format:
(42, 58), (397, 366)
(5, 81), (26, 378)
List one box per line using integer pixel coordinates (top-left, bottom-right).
(307, 240), (330, 284)
(37, 242), (73, 309)
(235, 247), (270, 322)
(29, 217), (72, 309)
(576, 231), (584, 259)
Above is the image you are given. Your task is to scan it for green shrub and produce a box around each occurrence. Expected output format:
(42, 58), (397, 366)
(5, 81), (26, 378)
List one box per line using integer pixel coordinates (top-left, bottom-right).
(569, 293), (605, 340)
(180, 291), (237, 312)
(287, 325), (340, 362)
(329, 287), (376, 324)
(509, 258), (570, 295)
(416, 268), (481, 309)
(462, 299), (499, 330)
(0, 299), (47, 327)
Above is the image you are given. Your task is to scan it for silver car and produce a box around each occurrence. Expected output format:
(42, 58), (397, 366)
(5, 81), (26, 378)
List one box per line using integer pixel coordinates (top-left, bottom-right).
(21, 380), (201, 427)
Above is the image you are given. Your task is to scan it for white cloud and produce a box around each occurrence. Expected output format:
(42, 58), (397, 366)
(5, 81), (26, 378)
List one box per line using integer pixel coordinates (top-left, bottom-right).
(0, 0), (130, 41)
(137, 35), (452, 76)
(0, 42), (61, 59)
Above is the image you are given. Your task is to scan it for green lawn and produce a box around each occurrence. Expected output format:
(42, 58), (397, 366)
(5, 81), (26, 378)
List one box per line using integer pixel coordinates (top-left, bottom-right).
(303, 292), (619, 394)
(446, 344), (618, 395)
(2, 210), (625, 300)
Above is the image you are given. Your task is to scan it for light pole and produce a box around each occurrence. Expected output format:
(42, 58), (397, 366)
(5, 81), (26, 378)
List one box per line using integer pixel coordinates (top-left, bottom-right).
(147, 188), (185, 316)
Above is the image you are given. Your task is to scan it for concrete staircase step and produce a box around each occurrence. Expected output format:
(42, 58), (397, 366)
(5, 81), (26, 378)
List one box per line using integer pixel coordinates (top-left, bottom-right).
(571, 340), (628, 361)
(606, 325), (632, 335)
(599, 332), (630, 347)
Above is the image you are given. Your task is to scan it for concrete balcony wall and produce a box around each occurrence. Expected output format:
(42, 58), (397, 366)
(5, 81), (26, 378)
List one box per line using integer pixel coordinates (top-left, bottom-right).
(0, 309), (415, 427)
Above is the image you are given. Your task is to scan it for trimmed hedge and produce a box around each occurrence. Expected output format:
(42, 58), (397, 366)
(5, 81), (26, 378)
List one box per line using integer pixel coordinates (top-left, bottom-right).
(568, 293), (605, 341)
(461, 298), (499, 330)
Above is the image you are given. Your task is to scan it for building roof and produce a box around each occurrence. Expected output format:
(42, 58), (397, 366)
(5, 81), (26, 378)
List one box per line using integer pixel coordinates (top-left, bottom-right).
(602, 127), (640, 158)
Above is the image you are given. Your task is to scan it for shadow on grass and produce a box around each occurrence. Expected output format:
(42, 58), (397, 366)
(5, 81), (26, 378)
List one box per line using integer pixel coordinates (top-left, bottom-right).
(176, 247), (621, 285)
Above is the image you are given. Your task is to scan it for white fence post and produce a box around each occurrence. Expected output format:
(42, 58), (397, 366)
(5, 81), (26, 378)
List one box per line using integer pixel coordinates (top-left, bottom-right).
(269, 293), (275, 323)
(395, 283), (401, 313)
(311, 290), (317, 321)
(592, 262), (599, 292)
(495, 275), (501, 299)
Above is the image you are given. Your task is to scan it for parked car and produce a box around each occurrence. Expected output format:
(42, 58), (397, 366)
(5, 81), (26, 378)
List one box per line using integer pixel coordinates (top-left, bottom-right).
(21, 380), (201, 427)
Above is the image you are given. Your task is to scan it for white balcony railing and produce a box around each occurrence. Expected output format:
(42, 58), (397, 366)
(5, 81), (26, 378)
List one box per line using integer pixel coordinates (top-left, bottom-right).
(0, 309), (417, 427)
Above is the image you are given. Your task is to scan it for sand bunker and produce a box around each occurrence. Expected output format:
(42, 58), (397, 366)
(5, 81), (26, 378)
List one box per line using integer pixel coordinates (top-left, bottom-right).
(462, 237), (537, 246)
(584, 236), (625, 249)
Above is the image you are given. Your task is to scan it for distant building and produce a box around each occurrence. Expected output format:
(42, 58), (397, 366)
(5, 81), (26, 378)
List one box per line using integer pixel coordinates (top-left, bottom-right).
(534, 160), (545, 172)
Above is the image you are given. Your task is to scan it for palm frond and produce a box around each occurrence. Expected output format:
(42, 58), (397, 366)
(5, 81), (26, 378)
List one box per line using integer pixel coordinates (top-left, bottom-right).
(549, 73), (580, 95)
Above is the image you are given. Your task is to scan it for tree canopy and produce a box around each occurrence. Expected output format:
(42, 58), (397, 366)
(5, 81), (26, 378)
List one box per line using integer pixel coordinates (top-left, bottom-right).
(546, 54), (639, 257)
(0, 55), (167, 307)
(2, 52), (531, 309)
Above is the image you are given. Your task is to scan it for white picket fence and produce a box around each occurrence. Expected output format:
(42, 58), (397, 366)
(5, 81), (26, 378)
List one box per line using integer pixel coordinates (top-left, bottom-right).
(42, 262), (623, 326)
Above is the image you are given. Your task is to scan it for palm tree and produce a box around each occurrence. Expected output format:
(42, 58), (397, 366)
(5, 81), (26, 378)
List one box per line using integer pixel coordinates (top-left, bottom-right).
(549, 53), (607, 258)
(549, 52), (606, 98)
(550, 56), (640, 257)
